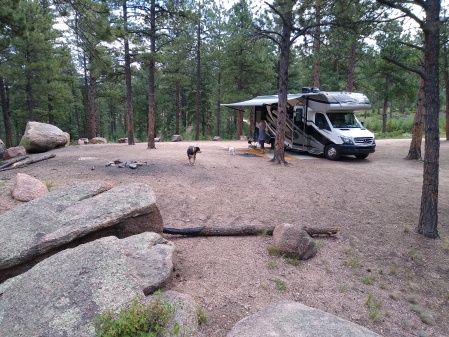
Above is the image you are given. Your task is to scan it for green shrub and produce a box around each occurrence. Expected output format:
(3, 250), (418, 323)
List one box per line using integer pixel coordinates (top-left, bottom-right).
(94, 295), (177, 337)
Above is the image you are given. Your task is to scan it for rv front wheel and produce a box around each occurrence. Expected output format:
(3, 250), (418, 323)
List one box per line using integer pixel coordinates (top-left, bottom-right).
(324, 144), (340, 161)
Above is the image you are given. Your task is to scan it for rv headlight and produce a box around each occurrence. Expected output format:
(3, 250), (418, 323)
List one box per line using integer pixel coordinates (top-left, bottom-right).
(340, 136), (354, 144)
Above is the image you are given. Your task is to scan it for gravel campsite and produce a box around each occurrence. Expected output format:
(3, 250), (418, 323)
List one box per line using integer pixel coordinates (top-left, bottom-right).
(1, 138), (448, 337)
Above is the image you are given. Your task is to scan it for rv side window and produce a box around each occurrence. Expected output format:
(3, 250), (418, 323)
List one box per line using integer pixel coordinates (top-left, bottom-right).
(315, 113), (330, 130)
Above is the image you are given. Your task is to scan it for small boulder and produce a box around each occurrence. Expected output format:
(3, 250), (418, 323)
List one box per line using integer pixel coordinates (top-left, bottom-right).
(147, 291), (201, 336)
(12, 173), (48, 202)
(240, 135), (248, 141)
(20, 121), (68, 153)
(171, 134), (182, 142)
(78, 138), (89, 145)
(213, 136), (223, 141)
(273, 223), (317, 260)
(2, 145), (27, 160)
(91, 137), (107, 144)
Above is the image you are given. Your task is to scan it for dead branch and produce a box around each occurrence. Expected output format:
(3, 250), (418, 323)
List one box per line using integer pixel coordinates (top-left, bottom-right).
(0, 155), (30, 170)
(0, 153), (55, 172)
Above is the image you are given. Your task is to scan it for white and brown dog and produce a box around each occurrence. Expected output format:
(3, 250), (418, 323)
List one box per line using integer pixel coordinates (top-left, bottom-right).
(187, 146), (201, 165)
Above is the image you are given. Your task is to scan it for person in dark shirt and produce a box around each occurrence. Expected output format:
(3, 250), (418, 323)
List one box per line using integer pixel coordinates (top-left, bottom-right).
(258, 121), (267, 154)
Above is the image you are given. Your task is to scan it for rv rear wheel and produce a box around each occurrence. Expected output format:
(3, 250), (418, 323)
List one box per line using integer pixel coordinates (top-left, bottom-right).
(324, 144), (340, 161)
(355, 154), (369, 159)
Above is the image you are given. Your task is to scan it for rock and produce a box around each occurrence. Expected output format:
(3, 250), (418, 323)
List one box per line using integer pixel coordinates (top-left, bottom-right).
(2, 145), (27, 160)
(147, 291), (200, 336)
(171, 134), (182, 142)
(0, 181), (164, 282)
(12, 173), (49, 202)
(273, 223), (317, 260)
(78, 138), (89, 145)
(154, 137), (160, 142)
(0, 139), (6, 158)
(118, 137), (138, 143)
(227, 301), (380, 337)
(240, 135), (248, 141)
(213, 136), (222, 141)
(20, 121), (68, 153)
(0, 233), (175, 337)
(63, 132), (70, 146)
(91, 137), (107, 144)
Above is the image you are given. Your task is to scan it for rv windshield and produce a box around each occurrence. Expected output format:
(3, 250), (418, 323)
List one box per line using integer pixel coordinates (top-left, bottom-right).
(327, 113), (361, 128)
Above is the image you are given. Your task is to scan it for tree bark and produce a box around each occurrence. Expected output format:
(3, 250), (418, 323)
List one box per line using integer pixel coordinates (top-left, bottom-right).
(417, 0), (440, 239)
(406, 77), (424, 160)
(382, 96), (388, 133)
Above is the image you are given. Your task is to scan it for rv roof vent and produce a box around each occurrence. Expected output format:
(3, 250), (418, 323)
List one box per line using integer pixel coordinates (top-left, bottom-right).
(302, 86), (320, 93)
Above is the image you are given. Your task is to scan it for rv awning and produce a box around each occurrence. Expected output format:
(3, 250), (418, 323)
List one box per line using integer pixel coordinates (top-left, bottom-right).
(221, 94), (306, 107)
(222, 92), (371, 112)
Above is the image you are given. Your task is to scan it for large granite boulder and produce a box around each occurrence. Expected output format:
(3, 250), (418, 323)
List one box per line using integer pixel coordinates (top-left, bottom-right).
(0, 181), (164, 282)
(0, 233), (175, 337)
(20, 121), (68, 153)
(227, 301), (380, 337)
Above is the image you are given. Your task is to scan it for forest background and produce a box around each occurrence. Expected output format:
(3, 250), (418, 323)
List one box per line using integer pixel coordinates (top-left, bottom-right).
(1, 0), (448, 148)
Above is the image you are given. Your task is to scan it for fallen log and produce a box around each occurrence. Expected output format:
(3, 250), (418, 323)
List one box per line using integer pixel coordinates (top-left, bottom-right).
(0, 153), (55, 171)
(0, 155), (30, 170)
(163, 225), (340, 237)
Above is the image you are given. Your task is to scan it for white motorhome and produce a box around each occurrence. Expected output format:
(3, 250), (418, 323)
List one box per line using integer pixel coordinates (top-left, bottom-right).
(222, 88), (376, 160)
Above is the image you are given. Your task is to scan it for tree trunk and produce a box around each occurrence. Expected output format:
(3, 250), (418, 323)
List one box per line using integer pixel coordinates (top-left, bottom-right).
(236, 108), (243, 140)
(444, 44), (449, 140)
(88, 73), (97, 139)
(406, 77), (424, 160)
(347, 40), (356, 92)
(123, 0), (134, 145)
(26, 68), (34, 121)
(216, 71), (221, 136)
(382, 96), (388, 133)
(147, 0), (156, 149)
(271, 8), (292, 165)
(175, 81), (180, 135)
(313, 0), (321, 88)
(0, 77), (12, 148)
(417, 0), (440, 239)
(195, 9), (201, 141)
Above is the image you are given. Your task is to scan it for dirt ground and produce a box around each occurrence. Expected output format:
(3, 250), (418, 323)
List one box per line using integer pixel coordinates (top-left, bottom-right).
(1, 138), (449, 337)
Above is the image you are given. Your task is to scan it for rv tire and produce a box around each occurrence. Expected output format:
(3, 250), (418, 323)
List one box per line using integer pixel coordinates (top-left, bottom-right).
(324, 144), (340, 161)
(355, 154), (369, 159)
